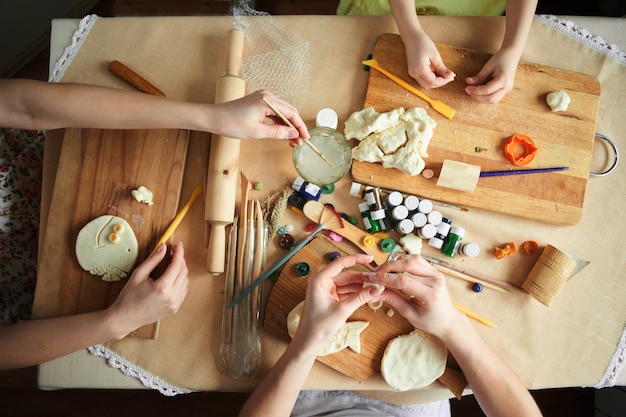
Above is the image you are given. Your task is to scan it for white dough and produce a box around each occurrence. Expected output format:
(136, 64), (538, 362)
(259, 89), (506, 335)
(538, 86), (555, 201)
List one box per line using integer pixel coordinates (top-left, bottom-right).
(373, 122), (407, 155)
(75, 215), (139, 282)
(402, 107), (436, 157)
(546, 90), (571, 112)
(363, 282), (385, 310)
(382, 138), (426, 176)
(381, 329), (447, 391)
(344, 107), (379, 140)
(287, 301), (369, 356)
(348, 106), (436, 176)
(132, 185), (154, 206)
(351, 134), (385, 163)
(369, 107), (405, 134)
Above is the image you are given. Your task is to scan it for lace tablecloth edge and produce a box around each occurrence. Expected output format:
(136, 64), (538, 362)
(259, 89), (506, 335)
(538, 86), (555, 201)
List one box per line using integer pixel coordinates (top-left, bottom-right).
(585, 324), (626, 389)
(88, 344), (193, 396)
(49, 14), (100, 83)
(536, 14), (626, 66)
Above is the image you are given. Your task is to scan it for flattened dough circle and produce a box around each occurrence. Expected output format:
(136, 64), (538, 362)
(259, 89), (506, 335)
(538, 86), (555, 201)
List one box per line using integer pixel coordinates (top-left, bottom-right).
(76, 215), (139, 282)
(381, 329), (447, 391)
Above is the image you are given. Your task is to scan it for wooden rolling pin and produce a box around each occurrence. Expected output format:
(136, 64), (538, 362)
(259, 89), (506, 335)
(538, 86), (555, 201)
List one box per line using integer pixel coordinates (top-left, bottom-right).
(205, 29), (246, 275)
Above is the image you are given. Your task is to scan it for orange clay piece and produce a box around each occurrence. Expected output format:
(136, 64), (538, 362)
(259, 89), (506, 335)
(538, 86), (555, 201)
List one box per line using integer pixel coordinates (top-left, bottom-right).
(504, 134), (538, 166)
(523, 240), (539, 254)
(494, 241), (518, 259)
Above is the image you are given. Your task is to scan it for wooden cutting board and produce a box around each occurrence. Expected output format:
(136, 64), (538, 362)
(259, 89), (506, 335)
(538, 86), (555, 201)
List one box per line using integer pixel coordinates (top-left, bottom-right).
(351, 33), (601, 225)
(32, 127), (189, 338)
(264, 234), (415, 382)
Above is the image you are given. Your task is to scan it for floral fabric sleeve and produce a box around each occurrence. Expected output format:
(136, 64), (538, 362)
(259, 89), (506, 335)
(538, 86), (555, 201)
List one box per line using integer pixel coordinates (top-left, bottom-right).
(0, 128), (44, 326)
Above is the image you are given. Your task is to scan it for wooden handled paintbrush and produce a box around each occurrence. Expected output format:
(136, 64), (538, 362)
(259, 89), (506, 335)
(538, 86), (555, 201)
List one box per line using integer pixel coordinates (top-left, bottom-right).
(262, 97), (335, 168)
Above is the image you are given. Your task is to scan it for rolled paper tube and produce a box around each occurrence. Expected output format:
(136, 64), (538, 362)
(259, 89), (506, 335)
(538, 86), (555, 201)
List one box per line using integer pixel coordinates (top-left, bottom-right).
(521, 244), (581, 306)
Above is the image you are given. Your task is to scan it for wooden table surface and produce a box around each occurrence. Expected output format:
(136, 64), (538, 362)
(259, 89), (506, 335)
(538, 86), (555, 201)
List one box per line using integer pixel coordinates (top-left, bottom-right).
(35, 15), (626, 400)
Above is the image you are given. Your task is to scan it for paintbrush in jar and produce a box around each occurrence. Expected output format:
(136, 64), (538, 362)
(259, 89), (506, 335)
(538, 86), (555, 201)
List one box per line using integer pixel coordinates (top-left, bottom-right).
(262, 97), (335, 168)
(228, 205), (338, 308)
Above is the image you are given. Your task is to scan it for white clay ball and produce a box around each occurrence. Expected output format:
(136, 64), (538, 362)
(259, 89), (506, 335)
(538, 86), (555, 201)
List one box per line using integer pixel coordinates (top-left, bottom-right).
(546, 90), (571, 112)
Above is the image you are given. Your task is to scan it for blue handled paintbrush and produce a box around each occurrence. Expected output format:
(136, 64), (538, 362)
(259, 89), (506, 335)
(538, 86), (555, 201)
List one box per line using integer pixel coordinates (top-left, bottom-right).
(480, 166), (569, 177)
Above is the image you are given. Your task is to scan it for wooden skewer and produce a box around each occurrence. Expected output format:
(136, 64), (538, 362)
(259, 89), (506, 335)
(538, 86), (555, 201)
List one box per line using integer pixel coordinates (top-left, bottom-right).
(262, 97), (335, 168)
(432, 263), (511, 295)
(250, 200), (264, 318)
(422, 255), (523, 294)
(221, 218), (238, 355)
(236, 172), (250, 291)
(251, 199), (264, 281)
(241, 199), (254, 292)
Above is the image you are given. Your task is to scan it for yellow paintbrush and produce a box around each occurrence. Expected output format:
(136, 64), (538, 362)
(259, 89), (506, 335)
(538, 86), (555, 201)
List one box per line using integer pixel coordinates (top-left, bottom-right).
(153, 184), (203, 251)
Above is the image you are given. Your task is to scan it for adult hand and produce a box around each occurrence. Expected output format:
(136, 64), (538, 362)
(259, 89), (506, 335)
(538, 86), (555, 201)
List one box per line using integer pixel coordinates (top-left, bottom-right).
(106, 242), (189, 339)
(364, 254), (460, 340)
(209, 90), (309, 145)
(404, 33), (456, 89)
(295, 254), (382, 348)
(465, 48), (519, 103)
(369, 255), (543, 417)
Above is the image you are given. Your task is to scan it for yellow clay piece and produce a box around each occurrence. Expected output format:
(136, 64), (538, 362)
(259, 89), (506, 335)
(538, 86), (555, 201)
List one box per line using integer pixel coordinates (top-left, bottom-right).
(372, 232), (390, 240)
(108, 233), (121, 244)
(290, 206), (305, 217)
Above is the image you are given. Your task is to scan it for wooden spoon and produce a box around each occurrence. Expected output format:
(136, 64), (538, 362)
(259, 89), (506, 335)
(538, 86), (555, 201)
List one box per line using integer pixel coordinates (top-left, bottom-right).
(302, 201), (390, 265)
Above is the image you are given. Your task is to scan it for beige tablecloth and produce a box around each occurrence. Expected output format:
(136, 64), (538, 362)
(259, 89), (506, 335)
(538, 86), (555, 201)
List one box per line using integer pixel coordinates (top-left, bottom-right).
(36, 14), (625, 402)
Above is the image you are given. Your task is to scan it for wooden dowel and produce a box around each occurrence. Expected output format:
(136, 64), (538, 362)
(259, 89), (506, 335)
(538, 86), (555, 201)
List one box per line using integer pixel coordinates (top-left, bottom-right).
(432, 263), (511, 295)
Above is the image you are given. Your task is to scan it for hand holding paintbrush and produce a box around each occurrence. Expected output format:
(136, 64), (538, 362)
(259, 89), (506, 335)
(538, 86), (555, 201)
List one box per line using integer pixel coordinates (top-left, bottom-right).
(262, 97), (335, 168)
